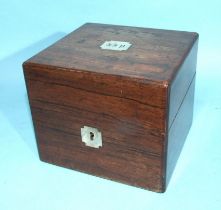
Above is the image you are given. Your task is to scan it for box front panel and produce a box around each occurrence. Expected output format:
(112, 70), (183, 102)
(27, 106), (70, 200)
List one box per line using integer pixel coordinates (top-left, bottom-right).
(24, 66), (167, 192)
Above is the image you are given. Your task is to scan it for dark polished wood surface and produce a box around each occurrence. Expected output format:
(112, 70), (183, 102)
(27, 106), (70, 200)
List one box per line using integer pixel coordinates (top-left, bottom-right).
(23, 23), (198, 192)
(25, 23), (198, 82)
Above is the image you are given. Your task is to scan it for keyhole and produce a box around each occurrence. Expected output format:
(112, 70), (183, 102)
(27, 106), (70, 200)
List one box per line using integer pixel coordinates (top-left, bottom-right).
(90, 132), (95, 141)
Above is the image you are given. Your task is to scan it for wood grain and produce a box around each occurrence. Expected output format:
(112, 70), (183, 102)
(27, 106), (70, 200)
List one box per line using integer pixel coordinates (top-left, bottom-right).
(25, 23), (198, 82)
(167, 75), (196, 185)
(168, 40), (198, 127)
(23, 23), (199, 192)
(24, 66), (167, 192)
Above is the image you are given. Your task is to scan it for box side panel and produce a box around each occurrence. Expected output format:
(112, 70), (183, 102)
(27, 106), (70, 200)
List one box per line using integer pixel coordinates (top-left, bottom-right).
(23, 65), (167, 192)
(166, 75), (195, 186)
(166, 38), (198, 187)
(169, 39), (198, 128)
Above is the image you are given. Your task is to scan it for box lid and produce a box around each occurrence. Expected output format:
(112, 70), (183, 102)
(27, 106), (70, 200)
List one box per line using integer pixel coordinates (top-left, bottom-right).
(24, 23), (198, 84)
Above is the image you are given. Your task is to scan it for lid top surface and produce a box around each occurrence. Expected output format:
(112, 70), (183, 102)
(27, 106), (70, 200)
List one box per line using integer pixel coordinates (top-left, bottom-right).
(26, 23), (198, 82)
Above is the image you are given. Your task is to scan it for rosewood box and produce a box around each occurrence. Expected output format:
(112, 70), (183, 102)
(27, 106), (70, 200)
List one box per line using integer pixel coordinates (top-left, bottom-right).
(23, 23), (198, 192)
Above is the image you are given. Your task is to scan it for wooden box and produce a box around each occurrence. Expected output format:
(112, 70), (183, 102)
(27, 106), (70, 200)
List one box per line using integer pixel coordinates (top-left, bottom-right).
(23, 23), (198, 192)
